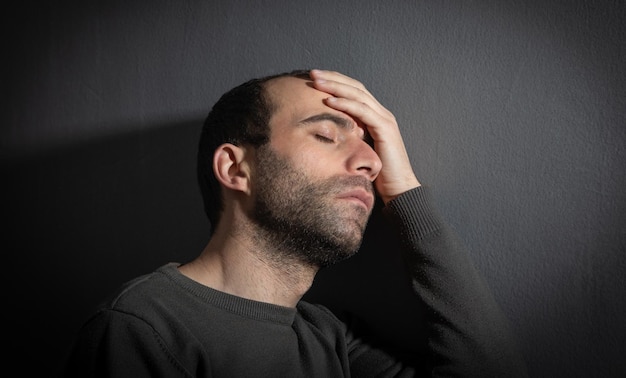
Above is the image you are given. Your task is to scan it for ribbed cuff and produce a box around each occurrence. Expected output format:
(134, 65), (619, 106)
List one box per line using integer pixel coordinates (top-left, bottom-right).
(383, 186), (444, 240)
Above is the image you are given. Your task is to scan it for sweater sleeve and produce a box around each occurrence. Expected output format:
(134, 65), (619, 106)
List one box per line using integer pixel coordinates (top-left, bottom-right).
(381, 186), (528, 377)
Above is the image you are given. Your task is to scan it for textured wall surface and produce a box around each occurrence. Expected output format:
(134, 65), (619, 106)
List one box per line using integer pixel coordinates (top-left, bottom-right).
(5, 1), (625, 376)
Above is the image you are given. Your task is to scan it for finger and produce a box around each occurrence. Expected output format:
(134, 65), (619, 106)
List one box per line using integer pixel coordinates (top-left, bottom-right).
(313, 79), (392, 120)
(310, 70), (393, 119)
(311, 72), (373, 102)
(310, 69), (368, 92)
(324, 96), (394, 139)
(322, 86), (394, 126)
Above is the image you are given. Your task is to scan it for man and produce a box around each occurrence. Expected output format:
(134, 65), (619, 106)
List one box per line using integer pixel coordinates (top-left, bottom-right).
(63, 69), (527, 377)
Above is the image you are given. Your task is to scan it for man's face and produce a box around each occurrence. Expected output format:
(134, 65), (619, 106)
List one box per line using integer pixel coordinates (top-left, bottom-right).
(249, 77), (382, 268)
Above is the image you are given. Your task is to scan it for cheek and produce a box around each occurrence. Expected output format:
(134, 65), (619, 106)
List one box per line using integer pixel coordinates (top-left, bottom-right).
(293, 150), (339, 178)
(269, 136), (344, 178)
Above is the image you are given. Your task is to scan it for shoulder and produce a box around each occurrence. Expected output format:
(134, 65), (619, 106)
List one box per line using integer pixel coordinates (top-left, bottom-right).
(70, 264), (207, 373)
(84, 263), (198, 339)
(296, 301), (349, 339)
(99, 263), (179, 312)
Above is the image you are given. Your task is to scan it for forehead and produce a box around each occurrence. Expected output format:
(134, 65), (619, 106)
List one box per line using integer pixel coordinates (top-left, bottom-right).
(265, 76), (356, 127)
(265, 76), (327, 114)
(263, 77), (367, 142)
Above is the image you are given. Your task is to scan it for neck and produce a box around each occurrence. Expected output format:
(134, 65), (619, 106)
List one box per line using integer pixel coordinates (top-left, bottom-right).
(179, 219), (318, 308)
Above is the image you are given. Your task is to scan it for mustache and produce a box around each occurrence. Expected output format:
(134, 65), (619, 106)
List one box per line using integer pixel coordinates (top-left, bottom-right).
(326, 175), (375, 196)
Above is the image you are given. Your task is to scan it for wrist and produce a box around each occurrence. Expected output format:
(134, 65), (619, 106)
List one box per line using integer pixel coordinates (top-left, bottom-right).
(380, 180), (421, 205)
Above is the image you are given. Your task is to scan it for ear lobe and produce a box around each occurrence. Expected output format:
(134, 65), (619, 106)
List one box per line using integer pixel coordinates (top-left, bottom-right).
(213, 143), (251, 194)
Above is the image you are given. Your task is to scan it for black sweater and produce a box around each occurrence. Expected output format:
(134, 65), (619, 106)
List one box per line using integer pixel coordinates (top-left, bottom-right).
(63, 187), (528, 377)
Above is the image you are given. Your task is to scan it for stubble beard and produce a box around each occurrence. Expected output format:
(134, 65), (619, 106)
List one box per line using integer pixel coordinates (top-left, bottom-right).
(250, 145), (374, 268)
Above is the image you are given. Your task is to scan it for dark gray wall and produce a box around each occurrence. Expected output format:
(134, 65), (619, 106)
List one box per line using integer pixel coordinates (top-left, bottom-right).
(5, 1), (625, 377)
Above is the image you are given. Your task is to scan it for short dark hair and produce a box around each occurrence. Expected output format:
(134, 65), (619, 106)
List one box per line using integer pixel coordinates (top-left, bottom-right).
(197, 69), (311, 231)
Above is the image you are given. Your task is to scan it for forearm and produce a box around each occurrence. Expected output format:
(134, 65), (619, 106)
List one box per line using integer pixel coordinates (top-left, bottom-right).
(385, 187), (528, 377)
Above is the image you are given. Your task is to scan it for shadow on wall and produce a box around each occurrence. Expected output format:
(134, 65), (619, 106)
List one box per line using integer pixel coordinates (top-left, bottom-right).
(4, 120), (208, 374)
(4, 119), (428, 375)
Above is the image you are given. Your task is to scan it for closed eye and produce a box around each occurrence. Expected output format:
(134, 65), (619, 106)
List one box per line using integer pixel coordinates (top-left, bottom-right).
(315, 134), (336, 143)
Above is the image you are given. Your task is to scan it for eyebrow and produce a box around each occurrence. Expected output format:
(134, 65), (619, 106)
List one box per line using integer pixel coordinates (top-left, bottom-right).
(298, 113), (355, 130)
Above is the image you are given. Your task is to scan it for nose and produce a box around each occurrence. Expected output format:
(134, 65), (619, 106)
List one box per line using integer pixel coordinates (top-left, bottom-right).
(347, 138), (382, 181)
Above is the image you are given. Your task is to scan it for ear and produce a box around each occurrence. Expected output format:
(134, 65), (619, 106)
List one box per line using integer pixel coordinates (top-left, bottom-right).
(213, 143), (252, 195)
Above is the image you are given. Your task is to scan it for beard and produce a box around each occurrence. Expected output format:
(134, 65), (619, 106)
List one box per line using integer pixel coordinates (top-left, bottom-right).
(250, 145), (374, 268)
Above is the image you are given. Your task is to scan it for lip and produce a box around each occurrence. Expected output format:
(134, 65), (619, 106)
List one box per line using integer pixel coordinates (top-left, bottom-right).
(337, 189), (374, 211)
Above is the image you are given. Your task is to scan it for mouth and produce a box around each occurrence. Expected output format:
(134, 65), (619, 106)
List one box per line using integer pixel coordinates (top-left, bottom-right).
(337, 189), (375, 211)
